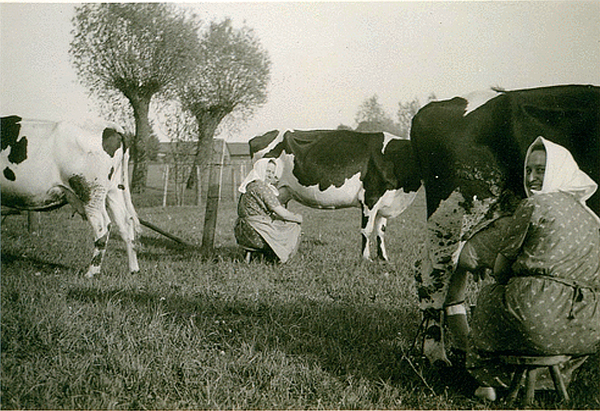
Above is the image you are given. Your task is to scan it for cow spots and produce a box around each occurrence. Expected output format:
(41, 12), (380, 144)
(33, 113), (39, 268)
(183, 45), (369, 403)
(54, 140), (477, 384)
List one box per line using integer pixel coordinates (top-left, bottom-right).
(249, 129), (281, 156)
(68, 175), (92, 203)
(7, 137), (28, 164)
(90, 252), (103, 267)
(94, 231), (109, 249)
(3, 167), (15, 181)
(1, 116), (28, 165)
(1, 116), (22, 151)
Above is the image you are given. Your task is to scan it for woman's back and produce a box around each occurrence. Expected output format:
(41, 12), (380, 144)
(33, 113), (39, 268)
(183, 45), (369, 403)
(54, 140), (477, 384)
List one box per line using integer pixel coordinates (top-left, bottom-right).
(237, 180), (279, 218)
(509, 191), (600, 289)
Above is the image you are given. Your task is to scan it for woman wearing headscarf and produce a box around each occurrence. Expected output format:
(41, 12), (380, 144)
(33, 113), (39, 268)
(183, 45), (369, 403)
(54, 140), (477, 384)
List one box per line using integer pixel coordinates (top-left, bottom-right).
(465, 137), (600, 401)
(234, 158), (303, 263)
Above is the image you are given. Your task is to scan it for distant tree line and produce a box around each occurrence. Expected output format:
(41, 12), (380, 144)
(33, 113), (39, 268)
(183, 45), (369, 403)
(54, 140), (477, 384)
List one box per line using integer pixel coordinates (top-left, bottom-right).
(339, 93), (437, 138)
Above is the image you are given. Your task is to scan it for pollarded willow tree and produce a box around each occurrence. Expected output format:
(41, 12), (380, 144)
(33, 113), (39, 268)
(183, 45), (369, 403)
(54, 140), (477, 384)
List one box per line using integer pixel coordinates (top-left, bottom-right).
(176, 18), (271, 187)
(70, 3), (200, 192)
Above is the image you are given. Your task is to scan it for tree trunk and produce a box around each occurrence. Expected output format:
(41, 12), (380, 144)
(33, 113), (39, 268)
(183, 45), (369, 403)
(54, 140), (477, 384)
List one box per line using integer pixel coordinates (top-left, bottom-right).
(130, 97), (152, 193)
(186, 109), (229, 191)
(201, 138), (225, 252)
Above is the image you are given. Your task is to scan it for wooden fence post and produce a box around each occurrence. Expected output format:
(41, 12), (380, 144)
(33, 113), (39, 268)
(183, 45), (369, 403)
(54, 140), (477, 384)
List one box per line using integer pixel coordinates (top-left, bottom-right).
(201, 139), (225, 252)
(196, 165), (202, 206)
(162, 164), (169, 207)
(231, 166), (237, 201)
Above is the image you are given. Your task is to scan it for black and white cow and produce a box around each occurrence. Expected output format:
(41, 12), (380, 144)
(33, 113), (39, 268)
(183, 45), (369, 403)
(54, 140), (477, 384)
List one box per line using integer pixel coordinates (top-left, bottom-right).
(1, 115), (140, 278)
(410, 84), (600, 363)
(249, 129), (422, 260)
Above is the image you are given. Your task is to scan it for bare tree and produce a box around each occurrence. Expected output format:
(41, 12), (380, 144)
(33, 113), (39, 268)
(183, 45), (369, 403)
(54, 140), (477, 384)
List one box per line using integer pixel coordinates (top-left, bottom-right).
(355, 95), (402, 135)
(70, 3), (200, 192)
(355, 95), (391, 125)
(176, 18), (271, 188)
(337, 124), (353, 131)
(396, 93), (437, 138)
(396, 99), (421, 138)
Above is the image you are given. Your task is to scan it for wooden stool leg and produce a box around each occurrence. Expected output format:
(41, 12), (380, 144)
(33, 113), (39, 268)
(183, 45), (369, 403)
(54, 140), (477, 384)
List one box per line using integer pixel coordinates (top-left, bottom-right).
(507, 368), (526, 406)
(245, 251), (252, 263)
(550, 364), (570, 402)
(524, 367), (539, 407)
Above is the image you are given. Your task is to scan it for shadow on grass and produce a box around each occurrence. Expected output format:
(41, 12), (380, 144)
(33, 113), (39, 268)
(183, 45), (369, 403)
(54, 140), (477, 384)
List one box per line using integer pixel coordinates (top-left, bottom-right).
(64, 275), (600, 409)
(64, 281), (482, 404)
(1, 251), (77, 272)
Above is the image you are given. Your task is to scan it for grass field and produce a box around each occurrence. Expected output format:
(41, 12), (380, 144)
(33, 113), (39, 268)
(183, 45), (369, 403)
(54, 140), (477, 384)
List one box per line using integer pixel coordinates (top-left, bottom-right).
(2, 188), (599, 409)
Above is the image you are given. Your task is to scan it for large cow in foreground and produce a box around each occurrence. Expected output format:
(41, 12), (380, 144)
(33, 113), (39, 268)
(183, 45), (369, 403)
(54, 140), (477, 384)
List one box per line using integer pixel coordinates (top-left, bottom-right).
(1, 115), (140, 278)
(249, 129), (422, 260)
(410, 84), (599, 363)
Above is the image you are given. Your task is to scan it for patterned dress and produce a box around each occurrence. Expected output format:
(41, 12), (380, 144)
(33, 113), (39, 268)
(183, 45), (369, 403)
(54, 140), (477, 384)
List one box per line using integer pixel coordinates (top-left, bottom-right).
(235, 180), (280, 250)
(467, 191), (600, 387)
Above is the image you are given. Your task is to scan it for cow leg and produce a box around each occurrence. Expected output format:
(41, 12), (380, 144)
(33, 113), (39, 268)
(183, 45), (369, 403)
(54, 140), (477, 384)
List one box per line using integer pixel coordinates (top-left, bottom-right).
(106, 189), (139, 274)
(85, 206), (112, 278)
(416, 190), (497, 364)
(87, 228), (110, 278)
(375, 215), (388, 261)
(416, 190), (465, 365)
(360, 206), (376, 260)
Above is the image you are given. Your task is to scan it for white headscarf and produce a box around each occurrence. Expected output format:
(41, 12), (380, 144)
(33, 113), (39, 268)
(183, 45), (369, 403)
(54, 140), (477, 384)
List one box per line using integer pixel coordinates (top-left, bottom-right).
(524, 136), (599, 223)
(238, 157), (281, 195)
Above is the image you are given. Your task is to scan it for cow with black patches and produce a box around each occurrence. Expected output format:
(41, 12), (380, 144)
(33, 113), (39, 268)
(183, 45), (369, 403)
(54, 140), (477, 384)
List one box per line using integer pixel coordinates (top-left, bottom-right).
(249, 129), (422, 260)
(410, 84), (600, 364)
(1, 115), (140, 278)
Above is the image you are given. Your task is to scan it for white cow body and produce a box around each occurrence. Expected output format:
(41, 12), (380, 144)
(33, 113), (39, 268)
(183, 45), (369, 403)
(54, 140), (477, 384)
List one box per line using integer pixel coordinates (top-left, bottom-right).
(1, 116), (139, 277)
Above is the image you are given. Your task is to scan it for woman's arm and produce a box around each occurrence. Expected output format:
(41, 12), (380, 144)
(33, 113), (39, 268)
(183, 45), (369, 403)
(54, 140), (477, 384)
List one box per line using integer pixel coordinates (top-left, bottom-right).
(251, 180), (303, 224)
(492, 198), (534, 284)
(492, 253), (512, 284)
(272, 205), (303, 224)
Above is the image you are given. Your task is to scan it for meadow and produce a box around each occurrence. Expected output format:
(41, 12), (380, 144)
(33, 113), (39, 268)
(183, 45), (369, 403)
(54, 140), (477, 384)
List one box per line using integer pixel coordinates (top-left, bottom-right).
(2, 186), (599, 409)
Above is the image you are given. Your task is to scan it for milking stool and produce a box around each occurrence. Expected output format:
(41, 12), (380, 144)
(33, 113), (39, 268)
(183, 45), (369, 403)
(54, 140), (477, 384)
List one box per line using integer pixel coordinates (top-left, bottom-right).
(502, 355), (571, 407)
(240, 245), (262, 263)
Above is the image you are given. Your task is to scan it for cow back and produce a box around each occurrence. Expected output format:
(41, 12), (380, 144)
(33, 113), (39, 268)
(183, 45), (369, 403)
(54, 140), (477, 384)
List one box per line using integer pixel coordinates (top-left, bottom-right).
(1, 116), (128, 211)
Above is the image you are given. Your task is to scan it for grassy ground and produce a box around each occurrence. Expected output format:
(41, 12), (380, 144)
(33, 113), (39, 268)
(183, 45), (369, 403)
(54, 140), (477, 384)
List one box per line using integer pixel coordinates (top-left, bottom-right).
(2, 189), (599, 409)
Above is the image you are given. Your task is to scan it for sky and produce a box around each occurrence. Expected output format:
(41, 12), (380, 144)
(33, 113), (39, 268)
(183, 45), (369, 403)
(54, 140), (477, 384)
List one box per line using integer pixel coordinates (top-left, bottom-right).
(1, 1), (599, 142)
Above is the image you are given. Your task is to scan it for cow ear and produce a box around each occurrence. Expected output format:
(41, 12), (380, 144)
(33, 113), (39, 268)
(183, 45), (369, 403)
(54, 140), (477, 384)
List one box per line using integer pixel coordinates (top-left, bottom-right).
(102, 128), (123, 158)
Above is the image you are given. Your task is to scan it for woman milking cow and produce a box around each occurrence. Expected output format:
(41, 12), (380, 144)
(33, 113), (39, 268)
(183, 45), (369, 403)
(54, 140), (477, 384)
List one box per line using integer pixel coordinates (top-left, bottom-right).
(234, 158), (303, 263)
(444, 137), (600, 402)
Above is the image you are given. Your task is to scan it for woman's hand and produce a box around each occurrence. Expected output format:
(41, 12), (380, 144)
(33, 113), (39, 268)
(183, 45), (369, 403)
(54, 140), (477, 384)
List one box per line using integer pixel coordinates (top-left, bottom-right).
(272, 205), (302, 224)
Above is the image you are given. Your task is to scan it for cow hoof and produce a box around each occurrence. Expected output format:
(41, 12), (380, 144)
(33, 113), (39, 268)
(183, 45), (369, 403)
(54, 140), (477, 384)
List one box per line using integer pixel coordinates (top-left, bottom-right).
(84, 266), (101, 278)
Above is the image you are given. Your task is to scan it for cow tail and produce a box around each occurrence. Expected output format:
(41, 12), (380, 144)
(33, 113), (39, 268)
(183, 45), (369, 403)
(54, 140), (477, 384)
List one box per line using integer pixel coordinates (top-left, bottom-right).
(121, 144), (141, 235)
